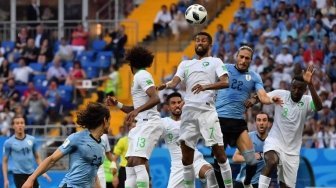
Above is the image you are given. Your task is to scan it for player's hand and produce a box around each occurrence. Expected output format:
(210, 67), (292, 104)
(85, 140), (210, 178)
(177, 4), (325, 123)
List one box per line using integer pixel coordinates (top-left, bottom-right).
(21, 179), (34, 188)
(157, 83), (167, 90)
(105, 96), (118, 106)
(42, 173), (52, 182)
(126, 109), (139, 124)
(112, 167), (118, 176)
(244, 98), (257, 108)
(303, 64), (315, 85)
(4, 179), (9, 188)
(272, 96), (283, 106)
(192, 84), (206, 94)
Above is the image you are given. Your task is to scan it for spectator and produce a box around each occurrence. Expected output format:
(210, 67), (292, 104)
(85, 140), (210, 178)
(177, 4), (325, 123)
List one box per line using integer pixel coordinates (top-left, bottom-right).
(94, 65), (121, 102)
(321, 0), (336, 17)
(22, 38), (39, 64)
(105, 25), (128, 66)
(326, 56), (336, 83)
(37, 39), (53, 64)
(262, 18), (281, 38)
(236, 22), (252, 45)
(280, 21), (298, 43)
(9, 58), (40, 85)
(0, 104), (13, 136)
(303, 41), (324, 65)
(236, 1), (251, 21)
(46, 56), (68, 85)
(26, 0), (41, 26)
(45, 80), (61, 122)
(153, 5), (172, 39)
(322, 13), (336, 31)
(250, 56), (264, 74)
(329, 24), (336, 43)
(0, 59), (10, 80)
(41, 6), (55, 22)
(65, 60), (87, 86)
(3, 78), (20, 102)
(71, 23), (89, 55)
(229, 14), (242, 34)
(309, 21), (327, 43)
(169, 10), (189, 41)
(23, 81), (42, 100)
(272, 64), (291, 89)
(275, 45), (293, 72)
(33, 24), (49, 49)
(23, 91), (48, 125)
(56, 37), (74, 61)
(15, 27), (29, 54)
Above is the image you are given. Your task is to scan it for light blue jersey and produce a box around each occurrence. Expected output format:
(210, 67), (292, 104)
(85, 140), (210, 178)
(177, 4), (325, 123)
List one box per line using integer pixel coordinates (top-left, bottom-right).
(235, 131), (265, 184)
(3, 135), (37, 174)
(216, 64), (264, 119)
(58, 129), (105, 188)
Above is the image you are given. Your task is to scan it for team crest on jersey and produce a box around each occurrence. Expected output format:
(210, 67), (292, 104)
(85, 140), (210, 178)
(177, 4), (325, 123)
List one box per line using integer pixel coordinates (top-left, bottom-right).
(297, 101), (304, 109)
(245, 74), (251, 81)
(26, 140), (33, 146)
(202, 62), (209, 67)
(146, 79), (153, 85)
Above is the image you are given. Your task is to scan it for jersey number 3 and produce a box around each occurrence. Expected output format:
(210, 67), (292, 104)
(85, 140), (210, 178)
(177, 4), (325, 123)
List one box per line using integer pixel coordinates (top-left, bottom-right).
(231, 79), (243, 91)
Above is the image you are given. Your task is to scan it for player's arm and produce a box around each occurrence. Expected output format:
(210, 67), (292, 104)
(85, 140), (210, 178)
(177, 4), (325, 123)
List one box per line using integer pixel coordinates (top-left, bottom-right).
(158, 76), (182, 90)
(23, 149), (64, 188)
(232, 149), (244, 163)
(2, 156), (9, 188)
(194, 74), (229, 93)
(304, 65), (323, 111)
(105, 96), (134, 113)
(94, 175), (102, 188)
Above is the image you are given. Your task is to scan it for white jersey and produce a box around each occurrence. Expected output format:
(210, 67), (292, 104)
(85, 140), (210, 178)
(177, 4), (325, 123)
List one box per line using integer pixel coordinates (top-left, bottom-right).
(266, 90), (315, 155)
(175, 57), (228, 109)
(131, 70), (160, 121)
(161, 117), (205, 167)
(97, 134), (111, 188)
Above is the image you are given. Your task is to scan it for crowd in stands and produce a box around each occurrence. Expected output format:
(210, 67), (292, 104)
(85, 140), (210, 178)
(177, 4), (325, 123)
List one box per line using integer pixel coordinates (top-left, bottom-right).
(0, 19), (127, 136)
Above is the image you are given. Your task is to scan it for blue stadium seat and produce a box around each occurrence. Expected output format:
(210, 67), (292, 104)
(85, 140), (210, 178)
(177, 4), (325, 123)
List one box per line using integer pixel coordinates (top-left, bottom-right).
(58, 85), (73, 103)
(92, 39), (106, 52)
(63, 61), (73, 71)
(77, 50), (95, 62)
(1, 41), (15, 53)
(9, 63), (20, 71)
(33, 74), (47, 87)
(96, 51), (113, 69)
(15, 85), (28, 95)
(29, 63), (43, 72)
(83, 66), (99, 79)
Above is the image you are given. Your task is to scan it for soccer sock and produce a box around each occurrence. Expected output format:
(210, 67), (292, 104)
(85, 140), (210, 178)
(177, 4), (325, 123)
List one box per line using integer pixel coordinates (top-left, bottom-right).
(134, 165), (149, 188)
(218, 159), (233, 188)
(183, 164), (195, 188)
(258, 175), (271, 188)
(242, 150), (258, 185)
(205, 168), (219, 188)
(125, 167), (136, 188)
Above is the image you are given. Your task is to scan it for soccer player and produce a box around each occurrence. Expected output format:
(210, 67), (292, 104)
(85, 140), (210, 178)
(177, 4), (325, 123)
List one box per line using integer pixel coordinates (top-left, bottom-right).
(22, 102), (111, 188)
(214, 46), (282, 188)
(232, 112), (271, 188)
(97, 133), (115, 188)
(256, 65), (322, 188)
(105, 46), (163, 188)
(158, 32), (232, 188)
(2, 116), (51, 188)
(161, 92), (218, 188)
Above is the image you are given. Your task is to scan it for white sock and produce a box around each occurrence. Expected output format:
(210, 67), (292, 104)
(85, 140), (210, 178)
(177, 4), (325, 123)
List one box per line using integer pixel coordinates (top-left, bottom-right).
(134, 165), (149, 188)
(125, 167), (136, 188)
(258, 175), (271, 188)
(205, 169), (219, 188)
(218, 160), (233, 188)
(183, 164), (195, 188)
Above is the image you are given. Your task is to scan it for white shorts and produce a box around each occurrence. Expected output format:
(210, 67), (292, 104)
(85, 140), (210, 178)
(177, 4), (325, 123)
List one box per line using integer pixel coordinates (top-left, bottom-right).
(179, 106), (223, 149)
(264, 144), (299, 188)
(126, 119), (163, 159)
(97, 165), (106, 188)
(167, 158), (209, 188)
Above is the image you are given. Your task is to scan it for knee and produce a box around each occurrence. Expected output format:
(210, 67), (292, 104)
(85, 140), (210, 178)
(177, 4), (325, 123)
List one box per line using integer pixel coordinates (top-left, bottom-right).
(180, 141), (194, 165)
(264, 157), (278, 170)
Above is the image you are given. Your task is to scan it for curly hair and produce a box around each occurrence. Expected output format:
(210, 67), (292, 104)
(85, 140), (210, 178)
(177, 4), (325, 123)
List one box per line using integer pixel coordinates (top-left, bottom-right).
(125, 46), (154, 69)
(76, 102), (110, 130)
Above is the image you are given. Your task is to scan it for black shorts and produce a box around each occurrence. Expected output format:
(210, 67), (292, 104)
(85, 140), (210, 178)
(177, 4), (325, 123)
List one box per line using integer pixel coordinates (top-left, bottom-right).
(118, 166), (126, 188)
(219, 117), (248, 147)
(13, 173), (39, 188)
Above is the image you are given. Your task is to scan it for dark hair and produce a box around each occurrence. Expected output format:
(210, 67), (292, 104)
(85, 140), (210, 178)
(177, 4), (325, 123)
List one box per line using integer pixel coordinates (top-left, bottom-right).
(255, 111), (269, 121)
(76, 102), (110, 130)
(126, 46), (154, 69)
(195, 32), (213, 45)
(292, 74), (305, 83)
(166, 92), (182, 104)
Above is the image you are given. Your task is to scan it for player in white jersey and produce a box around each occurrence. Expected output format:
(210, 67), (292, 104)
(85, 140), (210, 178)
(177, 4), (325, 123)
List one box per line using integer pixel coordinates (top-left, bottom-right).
(158, 32), (232, 188)
(106, 46), (163, 188)
(248, 65), (322, 188)
(161, 92), (218, 188)
(97, 134), (115, 188)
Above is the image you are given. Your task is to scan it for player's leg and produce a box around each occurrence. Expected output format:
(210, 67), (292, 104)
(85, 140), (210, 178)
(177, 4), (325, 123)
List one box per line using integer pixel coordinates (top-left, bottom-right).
(212, 144), (233, 188)
(236, 129), (258, 187)
(181, 141), (196, 188)
(198, 164), (218, 188)
(258, 150), (279, 188)
(118, 166), (126, 188)
(280, 154), (300, 188)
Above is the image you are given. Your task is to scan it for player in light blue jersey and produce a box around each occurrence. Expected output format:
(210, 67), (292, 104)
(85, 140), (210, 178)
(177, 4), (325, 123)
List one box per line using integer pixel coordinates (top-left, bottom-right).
(214, 46), (282, 188)
(22, 102), (111, 188)
(232, 112), (277, 188)
(2, 116), (51, 188)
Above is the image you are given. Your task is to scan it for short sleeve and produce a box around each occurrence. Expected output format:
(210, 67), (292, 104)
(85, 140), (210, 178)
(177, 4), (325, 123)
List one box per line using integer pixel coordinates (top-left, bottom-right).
(101, 134), (111, 152)
(3, 141), (11, 158)
(254, 73), (264, 91)
(215, 60), (228, 78)
(58, 134), (77, 155)
(32, 137), (38, 153)
(137, 71), (155, 92)
(267, 89), (285, 98)
(175, 61), (186, 81)
(113, 138), (124, 156)
(305, 96), (316, 112)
